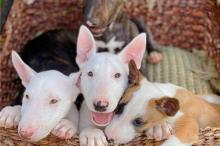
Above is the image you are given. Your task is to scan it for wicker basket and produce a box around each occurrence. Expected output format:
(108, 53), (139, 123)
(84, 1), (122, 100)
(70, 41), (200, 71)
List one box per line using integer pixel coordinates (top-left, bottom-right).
(0, 0), (220, 145)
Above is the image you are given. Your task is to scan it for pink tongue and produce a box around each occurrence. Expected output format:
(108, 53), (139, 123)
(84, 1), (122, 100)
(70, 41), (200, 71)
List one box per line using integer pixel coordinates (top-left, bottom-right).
(92, 112), (113, 125)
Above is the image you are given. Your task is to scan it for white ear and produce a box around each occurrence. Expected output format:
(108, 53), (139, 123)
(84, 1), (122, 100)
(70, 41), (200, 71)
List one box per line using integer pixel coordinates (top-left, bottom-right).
(76, 25), (96, 67)
(11, 51), (36, 87)
(119, 33), (146, 69)
(69, 72), (81, 87)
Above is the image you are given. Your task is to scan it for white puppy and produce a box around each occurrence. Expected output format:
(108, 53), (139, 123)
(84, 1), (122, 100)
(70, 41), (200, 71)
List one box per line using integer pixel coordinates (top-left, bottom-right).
(0, 51), (80, 141)
(76, 25), (146, 146)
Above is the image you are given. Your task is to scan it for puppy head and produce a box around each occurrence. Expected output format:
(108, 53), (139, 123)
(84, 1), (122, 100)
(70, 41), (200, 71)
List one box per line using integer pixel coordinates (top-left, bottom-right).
(105, 61), (180, 144)
(12, 51), (80, 141)
(76, 25), (146, 126)
(106, 96), (180, 144)
(83, 0), (125, 36)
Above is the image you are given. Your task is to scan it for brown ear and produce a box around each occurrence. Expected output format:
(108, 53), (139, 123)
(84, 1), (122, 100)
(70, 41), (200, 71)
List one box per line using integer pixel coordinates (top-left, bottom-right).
(155, 97), (180, 116)
(128, 60), (139, 86)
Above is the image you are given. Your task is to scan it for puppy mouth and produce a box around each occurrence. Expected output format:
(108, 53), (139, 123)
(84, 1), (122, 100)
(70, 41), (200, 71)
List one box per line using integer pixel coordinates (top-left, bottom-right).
(91, 111), (114, 126)
(89, 27), (107, 37)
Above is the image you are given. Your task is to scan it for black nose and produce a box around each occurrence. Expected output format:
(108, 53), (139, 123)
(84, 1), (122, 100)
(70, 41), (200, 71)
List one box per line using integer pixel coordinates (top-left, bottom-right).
(94, 101), (109, 112)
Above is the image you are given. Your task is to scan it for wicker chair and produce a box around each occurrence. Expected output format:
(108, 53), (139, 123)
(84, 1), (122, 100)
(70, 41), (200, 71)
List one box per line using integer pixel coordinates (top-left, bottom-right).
(0, 0), (220, 145)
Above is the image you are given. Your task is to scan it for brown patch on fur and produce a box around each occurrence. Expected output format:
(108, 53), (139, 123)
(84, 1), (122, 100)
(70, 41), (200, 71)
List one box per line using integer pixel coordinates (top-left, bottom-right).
(174, 116), (199, 144)
(120, 60), (144, 104)
(175, 89), (220, 128)
(155, 97), (179, 116)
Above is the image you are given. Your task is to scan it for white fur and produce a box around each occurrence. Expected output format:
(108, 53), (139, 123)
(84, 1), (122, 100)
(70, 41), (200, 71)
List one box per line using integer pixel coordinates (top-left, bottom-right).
(0, 51), (80, 141)
(161, 135), (190, 146)
(96, 37), (125, 53)
(77, 25), (146, 146)
(23, 0), (35, 5)
(202, 95), (220, 105)
(105, 79), (181, 144)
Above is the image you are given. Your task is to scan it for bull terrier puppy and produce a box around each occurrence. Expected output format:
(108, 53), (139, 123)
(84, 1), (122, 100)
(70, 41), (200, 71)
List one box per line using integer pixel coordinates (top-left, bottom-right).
(77, 25), (170, 146)
(83, 0), (162, 64)
(105, 60), (220, 146)
(0, 51), (80, 141)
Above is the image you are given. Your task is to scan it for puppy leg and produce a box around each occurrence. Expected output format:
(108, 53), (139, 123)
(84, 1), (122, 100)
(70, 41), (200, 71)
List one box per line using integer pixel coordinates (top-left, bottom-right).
(146, 122), (173, 141)
(175, 116), (199, 145)
(0, 106), (21, 128)
(52, 104), (78, 139)
(79, 102), (107, 146)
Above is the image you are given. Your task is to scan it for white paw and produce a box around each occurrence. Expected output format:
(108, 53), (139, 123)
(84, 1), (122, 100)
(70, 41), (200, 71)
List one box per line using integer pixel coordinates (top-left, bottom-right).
(146, 122), (173, 141)
(0, 106), (21, 128)
(52, 119), (77, 139)
(80, 128), (108, 146)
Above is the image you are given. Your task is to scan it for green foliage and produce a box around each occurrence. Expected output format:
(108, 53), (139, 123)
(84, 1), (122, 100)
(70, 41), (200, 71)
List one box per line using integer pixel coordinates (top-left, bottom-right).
(0, 0), (4, 7)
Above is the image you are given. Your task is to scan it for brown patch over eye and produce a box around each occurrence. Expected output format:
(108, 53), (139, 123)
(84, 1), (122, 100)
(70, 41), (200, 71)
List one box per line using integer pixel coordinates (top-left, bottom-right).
(50, 99), (58, 104)
(114, 73), (121, 78)
(88, 71), (93, 77)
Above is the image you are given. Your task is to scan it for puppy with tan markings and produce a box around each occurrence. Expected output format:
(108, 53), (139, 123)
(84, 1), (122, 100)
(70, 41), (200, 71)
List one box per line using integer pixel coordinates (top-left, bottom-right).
(105, 60), (220, 146)
(77, 25), (172, 146)
(0, 51), (80, 141)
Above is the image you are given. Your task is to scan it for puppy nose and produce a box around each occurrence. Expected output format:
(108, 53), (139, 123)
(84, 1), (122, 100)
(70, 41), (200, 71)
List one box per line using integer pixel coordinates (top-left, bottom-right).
(19, 128), (35, 139)
(94, 99), (109, 112)
(86, 19), (99, 27)
(86, 20), (94, 27)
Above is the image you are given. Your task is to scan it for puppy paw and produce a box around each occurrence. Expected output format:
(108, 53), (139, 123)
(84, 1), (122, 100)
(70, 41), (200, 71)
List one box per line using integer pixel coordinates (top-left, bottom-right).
(80, 128), (108, 146)
(0, 106), (21, 128)
(147, 51), (162, 64)
(146, 122), (173, 141)
(52, 119), (77, 139)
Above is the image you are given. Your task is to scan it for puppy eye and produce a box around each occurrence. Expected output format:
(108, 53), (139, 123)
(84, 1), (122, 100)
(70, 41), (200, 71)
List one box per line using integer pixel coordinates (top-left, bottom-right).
(132, 117), (145, 127)
(25, 94), (29, 100)
(50, 99), (59, 104)
(114, 73), (121, 78)
(115, 102), (126, 115)
(87, 71), (93, 77)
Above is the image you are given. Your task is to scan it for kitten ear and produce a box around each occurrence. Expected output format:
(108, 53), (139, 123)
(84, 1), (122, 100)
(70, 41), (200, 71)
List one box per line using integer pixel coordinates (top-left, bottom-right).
(11, 51), (36, 87)
(76, 25), (96, 67)
(155, 97), (180, 117)
(119, 33), (146, 69)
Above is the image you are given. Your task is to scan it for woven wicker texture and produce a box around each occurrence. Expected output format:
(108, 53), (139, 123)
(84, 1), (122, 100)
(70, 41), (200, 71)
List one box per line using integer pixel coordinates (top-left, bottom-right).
(1, 127), (220, 146)
(142, 47), (219, 94)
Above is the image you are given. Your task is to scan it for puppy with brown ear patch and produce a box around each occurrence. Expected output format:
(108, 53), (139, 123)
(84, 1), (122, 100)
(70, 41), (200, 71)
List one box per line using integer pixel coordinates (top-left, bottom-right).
(105, 60), (220, 146)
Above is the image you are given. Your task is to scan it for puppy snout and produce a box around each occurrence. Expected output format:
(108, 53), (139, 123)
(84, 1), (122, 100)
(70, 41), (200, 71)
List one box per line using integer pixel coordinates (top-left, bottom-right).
(86, 19), (100, 27)
(19, 128), (35, 139)
(93, 99), (109, 112)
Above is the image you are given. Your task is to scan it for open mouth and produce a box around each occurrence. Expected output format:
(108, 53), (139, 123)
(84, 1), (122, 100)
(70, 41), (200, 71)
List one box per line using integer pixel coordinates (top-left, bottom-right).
(88, 27), (107, 37)
(91, 111), (114, 127)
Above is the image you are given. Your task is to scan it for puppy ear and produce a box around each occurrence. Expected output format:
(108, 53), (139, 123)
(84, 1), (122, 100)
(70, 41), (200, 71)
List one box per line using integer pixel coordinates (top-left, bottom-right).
(155, 97), (180, 116)
(69, 72), (81, 88)
(128, 60), (140, 86)
(76, 25), (96, 67)
(119, 33), (146, 69)
(11, 51), (36, 87)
